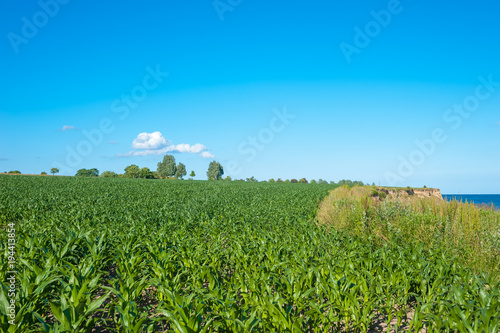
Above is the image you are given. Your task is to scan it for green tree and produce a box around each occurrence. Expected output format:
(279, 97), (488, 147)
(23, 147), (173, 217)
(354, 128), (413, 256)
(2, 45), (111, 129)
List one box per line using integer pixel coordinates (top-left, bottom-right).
(50, 167), (59, 175)
(75, 168), (98, 177)
(76, 169), (89, 177)
(269, 178), (275, 183)
(175, 163), (187, 179)
(310, 179), (317, 184)
(41, 171), (47, 175)
(8, 170), (21, 174)
(124, 165), (140, 178)
(299, 178), (308, 184)
(224, 176), (232, 181)
(207, 161), (224, 180)
(139, 167), (154, 179)
(190, 170), (195, 177)
(291, 179), (298, 183)
(100, 171), (117, 178)
(157, 155), (176, 179)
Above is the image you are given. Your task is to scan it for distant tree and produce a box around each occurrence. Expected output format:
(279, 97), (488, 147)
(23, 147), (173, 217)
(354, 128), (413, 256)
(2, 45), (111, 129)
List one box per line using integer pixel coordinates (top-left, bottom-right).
(152, 171), (159, 179)
(157, 155), (176, 179)
(139, 167), (154, 179)
(100, 171), (117, 178)
(75, 168), (98, 177)
(190, 170), (195, 177)
(8, 170), (21, 174)
(76, 169), (88, 177)
(291, 179), (298, 183)
(175, 163), (187, 179)
(329, 181), (336, 185)
(224, 176), (232, 181)
(246, 176), (257, 182)
(310, 179), (317, 184)
(284, 179), (290, 183)
(50, 168), (59, 175)
(318, 179), (328, 184)
(269, 178), (275, 183)
(124, 165), (140, 178)
(207, 161), (224, 180)
(41, 171), (47, 175)
(338, 179), (351, 186)
(299, 178), (308, 184)
(276, 178), (283, 183)
(423, 185), (427, 189)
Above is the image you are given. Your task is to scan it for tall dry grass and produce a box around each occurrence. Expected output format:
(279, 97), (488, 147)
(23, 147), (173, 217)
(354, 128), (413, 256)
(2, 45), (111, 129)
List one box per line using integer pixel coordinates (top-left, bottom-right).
(317, 186), (500, 280)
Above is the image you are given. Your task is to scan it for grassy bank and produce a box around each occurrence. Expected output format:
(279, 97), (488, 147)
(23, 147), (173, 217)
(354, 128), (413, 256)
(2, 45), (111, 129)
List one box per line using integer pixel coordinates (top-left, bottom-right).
(318, 186), (500, 280)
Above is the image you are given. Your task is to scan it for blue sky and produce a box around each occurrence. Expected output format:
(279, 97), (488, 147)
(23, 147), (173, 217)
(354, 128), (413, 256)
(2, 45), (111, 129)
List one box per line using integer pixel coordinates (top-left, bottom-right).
(0, 0), (499, 193)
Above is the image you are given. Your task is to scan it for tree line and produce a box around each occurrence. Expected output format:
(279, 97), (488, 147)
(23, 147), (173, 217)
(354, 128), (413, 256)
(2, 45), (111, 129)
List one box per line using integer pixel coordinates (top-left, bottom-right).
(10, 155), (363, 185)
(73, 154), (224, 180)
(5, 158), (365, 185)
(233, 177), (365, 185)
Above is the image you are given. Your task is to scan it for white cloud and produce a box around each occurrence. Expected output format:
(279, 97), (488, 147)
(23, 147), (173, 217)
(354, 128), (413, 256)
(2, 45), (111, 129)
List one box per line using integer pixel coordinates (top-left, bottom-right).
(173, 143), (206, 154)
(200, 151), (215, 159)
(118, 131), (214, 158)
(132, 131), (169, 149)
(61, 125), (78, 131)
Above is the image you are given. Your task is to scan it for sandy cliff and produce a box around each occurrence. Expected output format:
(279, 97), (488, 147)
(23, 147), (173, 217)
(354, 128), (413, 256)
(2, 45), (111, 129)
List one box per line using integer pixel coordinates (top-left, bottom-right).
(377, 187), (443, 200)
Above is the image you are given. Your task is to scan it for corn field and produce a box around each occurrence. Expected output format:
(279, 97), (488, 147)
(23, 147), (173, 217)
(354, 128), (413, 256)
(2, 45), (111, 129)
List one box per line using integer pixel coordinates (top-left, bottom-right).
(0, 175), (499, 332)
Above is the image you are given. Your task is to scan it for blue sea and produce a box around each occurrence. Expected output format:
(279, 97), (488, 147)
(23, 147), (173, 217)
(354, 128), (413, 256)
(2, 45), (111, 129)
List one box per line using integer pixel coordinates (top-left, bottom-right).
(443, 194), (500, 210)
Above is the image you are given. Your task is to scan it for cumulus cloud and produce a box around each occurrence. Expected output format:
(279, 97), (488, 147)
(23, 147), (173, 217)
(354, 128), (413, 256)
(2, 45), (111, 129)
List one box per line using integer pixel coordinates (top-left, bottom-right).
(118, 131), (214, 158)
(61, 125), (78, 131)
(200, 151), (215, 159)
(132, 131), (169, 149)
